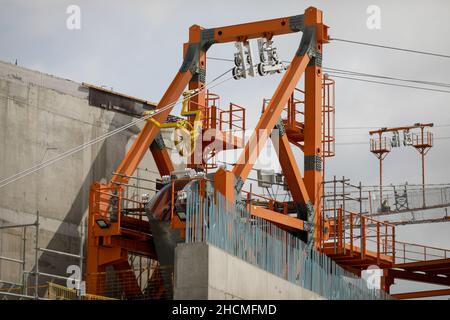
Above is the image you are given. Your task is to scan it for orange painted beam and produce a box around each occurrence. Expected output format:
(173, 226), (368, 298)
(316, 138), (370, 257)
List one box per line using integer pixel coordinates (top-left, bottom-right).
(112, 70), (193, 184)
(388, 269), (450, 286)
(110, 236), (156, 259)
(391, 288), (450, 299)
(214, 167), (235, 204)
(232, 53), (310, 182)
(251, 205), (305, 231)
(272, 134), (310, 204)
(121, 216), (151, 231)
(150, 146), (174, 177)
(209, 130), (245, 149)
(369, 123), (434, 135)
(209, 16), (300, 44)
(394, 258), (450, 272)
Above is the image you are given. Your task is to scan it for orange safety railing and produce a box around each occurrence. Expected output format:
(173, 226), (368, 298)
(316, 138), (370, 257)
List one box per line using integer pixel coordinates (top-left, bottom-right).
(92, 183), (147, 234)
(262, 81), (335, 156)
(85, 265), (173, 300)
(285, 88), (305, 129)
(219, 102), (246, 140)
(242, 190), (289, 215)
(370, 137), (391, 154)
(394, 241), (449, 264)
(203, 91), (220, 129)
(322, 76), (335, 158)
(92, 185), (122, 226)
(184, 91), (246, 169)
(189, 91), (246, 138)
(201, 94), (219, 169)
(412, 131), (433, 148)
(327, 208), (396, 263)
(262, 88), (304, 129)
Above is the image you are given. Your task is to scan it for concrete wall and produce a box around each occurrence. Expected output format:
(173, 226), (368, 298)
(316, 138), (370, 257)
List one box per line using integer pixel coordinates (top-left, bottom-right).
(0, 60), (160, 288)
(174, 243), (325, 300)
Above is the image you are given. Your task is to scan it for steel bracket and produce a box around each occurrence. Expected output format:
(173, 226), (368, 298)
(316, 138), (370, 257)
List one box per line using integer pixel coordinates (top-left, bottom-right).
(289, 14), (305, 32)
(234, 176), (244, 193)
(150, 132), (166, 150)
(305, 155), (322, 171)
(274, 118), (286, 137)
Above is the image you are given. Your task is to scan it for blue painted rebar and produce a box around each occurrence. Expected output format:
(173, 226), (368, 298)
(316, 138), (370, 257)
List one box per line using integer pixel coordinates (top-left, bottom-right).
(184, 181), (391, 300)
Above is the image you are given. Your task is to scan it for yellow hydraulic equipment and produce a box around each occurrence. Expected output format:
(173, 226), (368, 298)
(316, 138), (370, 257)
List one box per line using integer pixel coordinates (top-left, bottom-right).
(143, 89), (202, 156)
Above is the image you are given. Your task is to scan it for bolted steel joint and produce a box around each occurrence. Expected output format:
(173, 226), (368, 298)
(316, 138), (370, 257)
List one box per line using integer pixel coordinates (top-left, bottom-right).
(303, 221), (315, 232)
(234, 176), (244, 193)
(200, 28), (216, 51)
(150, 132), (166, 150)
(295, 201), (314, 221)
(306, 201), (315, 219)
(274, 118), (286, 136)
(180, 43), (201, 74)
(289, 14), (305, 32)
(305, 155), (322, 171)
(297, 26), (316, 57)
(191, 67), (206, 83)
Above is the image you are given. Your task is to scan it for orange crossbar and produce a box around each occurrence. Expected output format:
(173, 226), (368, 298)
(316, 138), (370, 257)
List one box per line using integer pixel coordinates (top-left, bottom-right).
(391, 288), (450, 299)
(251, 205), (305, 231)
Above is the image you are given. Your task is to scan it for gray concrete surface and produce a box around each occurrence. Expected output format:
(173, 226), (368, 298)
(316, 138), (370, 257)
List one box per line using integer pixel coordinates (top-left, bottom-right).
(0, 60), (160, 289)
(174, 243), (325, 300)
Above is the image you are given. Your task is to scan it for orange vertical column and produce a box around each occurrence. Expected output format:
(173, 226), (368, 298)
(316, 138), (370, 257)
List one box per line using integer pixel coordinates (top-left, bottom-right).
(303, 7), (324, 249)
(187, 25), (207, 170)
(214, 167), (235, 207)
(86, 182), (106, 295)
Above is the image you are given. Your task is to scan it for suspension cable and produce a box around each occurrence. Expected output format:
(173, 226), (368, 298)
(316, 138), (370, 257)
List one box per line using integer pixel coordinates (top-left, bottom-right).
(330, 37), (450, 59)
(0, 69), (234, 189)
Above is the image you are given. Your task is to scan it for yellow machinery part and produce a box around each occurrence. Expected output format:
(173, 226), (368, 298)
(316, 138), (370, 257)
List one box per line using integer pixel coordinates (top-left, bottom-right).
(143, 90), (202, 156)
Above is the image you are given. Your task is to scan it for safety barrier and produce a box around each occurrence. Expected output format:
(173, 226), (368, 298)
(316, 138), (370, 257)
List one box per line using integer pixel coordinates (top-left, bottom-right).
(47, 282), (117, 300)
(327, 208), (396, 263)
(85, 265), (173, 300)
(369, 186), (450, 214)
(395, 241), (450, 264)
(323, 179), (450, 216)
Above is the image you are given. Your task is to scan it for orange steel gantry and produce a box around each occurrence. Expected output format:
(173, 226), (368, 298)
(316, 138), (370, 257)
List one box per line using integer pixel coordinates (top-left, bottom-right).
(86, 6), (330, 296)
(85, 7), (449, 300)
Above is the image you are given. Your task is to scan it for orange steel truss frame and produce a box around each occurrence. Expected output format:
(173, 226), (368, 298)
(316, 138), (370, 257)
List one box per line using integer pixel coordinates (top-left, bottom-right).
(84, 8), (450, 299)
(230, 7), (329, 249)
(87, 6), (330, 295)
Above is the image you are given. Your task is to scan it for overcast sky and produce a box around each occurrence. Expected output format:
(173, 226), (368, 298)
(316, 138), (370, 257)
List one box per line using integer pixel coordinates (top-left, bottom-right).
(1, 0), (449, 296)
(1, 0), (449, 182)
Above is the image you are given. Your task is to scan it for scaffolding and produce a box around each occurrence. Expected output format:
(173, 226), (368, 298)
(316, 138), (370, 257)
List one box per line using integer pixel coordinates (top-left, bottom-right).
(322, 177), (450, 264)
(0, 210), (85, 300)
